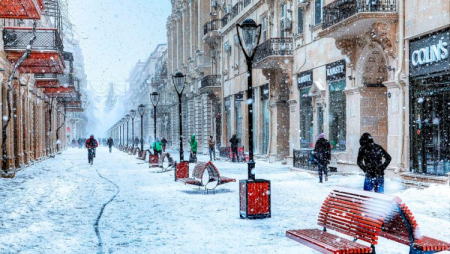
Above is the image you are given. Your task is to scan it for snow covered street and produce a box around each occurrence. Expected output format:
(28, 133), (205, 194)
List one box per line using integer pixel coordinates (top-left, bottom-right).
(1, 147), (449, 253)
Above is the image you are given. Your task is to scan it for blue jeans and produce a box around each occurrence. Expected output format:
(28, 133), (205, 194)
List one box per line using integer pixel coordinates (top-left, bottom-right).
(209, 148), (216, 160)
(318, 164), (328, 182)
(364, 176), (384, 193)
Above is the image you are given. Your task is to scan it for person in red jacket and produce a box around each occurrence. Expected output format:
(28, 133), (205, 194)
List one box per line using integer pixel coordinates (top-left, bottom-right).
(85, 134), (99, 157)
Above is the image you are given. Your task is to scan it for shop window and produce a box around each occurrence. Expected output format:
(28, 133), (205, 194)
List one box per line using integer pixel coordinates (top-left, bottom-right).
(280, 3), (287, 38)
(329, 80), (346, 151)
(315, 0), (322, 25)
(297, 7), (303, 35)
(299, 87), (313, 149)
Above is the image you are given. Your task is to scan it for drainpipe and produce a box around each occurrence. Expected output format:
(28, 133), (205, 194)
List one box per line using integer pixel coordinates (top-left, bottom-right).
(395, 0), (405, 172)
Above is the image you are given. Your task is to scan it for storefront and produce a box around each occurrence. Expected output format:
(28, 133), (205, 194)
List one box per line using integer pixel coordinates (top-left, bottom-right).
(225, 97), (231, 141)
(410, 28), (450, 176)
(326, 59), (347, 151)
(261, 84), (270, 154)
(235, 93), (243, 145)
(298, 70), (314, 149)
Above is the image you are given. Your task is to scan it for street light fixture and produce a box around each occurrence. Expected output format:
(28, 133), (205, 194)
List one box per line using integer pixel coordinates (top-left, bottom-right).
(138, 104), (146, 151)
(125, 114), (130, 148)
(150, 92), (160, 145)
(130, 110), (136, 150)
(237, 19), (271, 220)
(172, 72), (186, 162)
(236, 18), (261, 181)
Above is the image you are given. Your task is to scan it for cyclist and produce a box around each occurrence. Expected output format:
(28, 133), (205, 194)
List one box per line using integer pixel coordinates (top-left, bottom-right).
(85, 134), (99, 159)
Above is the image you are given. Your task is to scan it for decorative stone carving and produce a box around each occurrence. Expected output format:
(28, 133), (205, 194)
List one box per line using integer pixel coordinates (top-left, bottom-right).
(369, 22), (396, 57)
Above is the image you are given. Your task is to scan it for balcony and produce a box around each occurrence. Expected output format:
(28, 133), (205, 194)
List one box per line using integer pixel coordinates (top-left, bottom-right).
(34, 73), (73, 88)
(319, 0), (397, 38)
(0, 0), (45, 19)
(151, 76), (165, 87)
(253, 38), (294, 69)
(65, 101), (84, 112)
(3, 27), (65, 74)
(203, 19), (221, 44)
(43, 86), (76, 98)
(221, 13), (232, 27)
(199, 75), (221, 94)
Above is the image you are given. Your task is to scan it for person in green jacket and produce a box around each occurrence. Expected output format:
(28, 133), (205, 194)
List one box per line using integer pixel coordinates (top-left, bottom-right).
(190, 135), (198, 163)
(152, 138), (163, 157)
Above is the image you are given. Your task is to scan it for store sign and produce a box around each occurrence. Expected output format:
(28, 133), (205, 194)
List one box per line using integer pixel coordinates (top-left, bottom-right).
(326, 59), (346, 82)
(410, 29), (450, 77)
(297, 71), (313, 89)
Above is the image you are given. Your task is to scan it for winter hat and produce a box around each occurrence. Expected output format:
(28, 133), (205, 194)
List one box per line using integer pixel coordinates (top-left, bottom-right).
(359, 132), (374, 146)
(317, 133), (325, 140)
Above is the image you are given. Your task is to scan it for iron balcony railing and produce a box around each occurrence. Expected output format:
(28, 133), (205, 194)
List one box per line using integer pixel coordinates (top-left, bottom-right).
(221, 13), (232, 27)
(323, 0), (397, 29)
(254, 37), (294, 63)
(200, 75), (221, 90)
(203, 19), (221, 35)
(293, 149), (318, 171)
(231, 3), (241, 19)
(3, 27), (64, 52)
(151, 76), (165, 85)
(35, 73), (74, 85)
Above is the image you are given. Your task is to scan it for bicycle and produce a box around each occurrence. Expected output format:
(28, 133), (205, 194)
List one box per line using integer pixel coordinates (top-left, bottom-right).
(88, 148), (95, 165)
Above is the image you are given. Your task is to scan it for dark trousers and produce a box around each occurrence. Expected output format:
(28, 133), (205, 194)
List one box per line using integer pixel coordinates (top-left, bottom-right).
(318, 164), (328, 182)
(154, 150), (162, 157)
(364, 176), (384, 193)
(108, 146), (112, 153)
(231, 148), (238, 162)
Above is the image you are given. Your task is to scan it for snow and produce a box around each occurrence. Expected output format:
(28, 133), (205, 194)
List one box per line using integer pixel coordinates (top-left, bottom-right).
(1, 147), (449, 253)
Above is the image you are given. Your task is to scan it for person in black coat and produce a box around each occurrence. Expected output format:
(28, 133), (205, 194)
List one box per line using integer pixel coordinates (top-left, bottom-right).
(230, 134), (239, 162)
(357, 132), (391, 193)
(107, 137), (114, 153)
(313, 133), (331, 183)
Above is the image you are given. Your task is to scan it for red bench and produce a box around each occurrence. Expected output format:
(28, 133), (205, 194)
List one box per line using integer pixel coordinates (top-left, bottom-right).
(178, 161), (236, 193)
(286, 187), (450, 254)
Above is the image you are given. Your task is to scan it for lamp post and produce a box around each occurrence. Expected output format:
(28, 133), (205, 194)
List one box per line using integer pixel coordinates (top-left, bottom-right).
(130, 110), (136, 149)
(125, 114), (130, 148)
(138, 104), (145, 151)
(236, 19), (271, 219)
(150, 92), (160, 145)
(172, 72), (189, 181)
(119, 120), (122, 147)
(172, 72), (186, 162)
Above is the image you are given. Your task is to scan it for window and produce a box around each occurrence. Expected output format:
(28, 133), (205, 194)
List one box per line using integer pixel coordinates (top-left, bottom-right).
(329, 80), (346, 151)
(262, 16), (268, 42)
(280, 3), (287, 37)
(315, 0), (322, 25)
(297, 7), (303, 35)
(299, 87), (313, 149)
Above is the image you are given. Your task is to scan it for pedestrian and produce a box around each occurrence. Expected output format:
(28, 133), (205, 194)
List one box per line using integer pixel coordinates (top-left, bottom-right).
(230, 134), (239, 162)
(208, 136), (216, 161)
(313, 133), (331, 183)
(161, 137), (167, 152)
(134, 137), (139, 146)
(107, 137), (114, 153)
(189, 135), (198, 163)
(71, 138), (76, 148)
(78, 138), (83, 149)
(152, 138), (163, 157)
(357, 132), (391, 193)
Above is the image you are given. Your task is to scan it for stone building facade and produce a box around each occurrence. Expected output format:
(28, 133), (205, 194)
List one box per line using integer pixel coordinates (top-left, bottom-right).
(163, 0), (449, 181)
(0, 0), (87, 176)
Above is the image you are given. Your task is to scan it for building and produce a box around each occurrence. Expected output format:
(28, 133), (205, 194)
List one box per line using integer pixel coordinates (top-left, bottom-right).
(0, 0), (86, 176)
(162, 0), (449, 183)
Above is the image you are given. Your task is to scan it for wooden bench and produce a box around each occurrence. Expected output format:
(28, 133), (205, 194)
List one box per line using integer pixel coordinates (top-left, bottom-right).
(178, 161), (236, 193)
(286, 187), (450, 254)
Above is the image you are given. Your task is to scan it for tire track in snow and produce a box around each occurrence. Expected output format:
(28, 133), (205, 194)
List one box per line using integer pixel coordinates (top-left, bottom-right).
(94, 167), (120, 254)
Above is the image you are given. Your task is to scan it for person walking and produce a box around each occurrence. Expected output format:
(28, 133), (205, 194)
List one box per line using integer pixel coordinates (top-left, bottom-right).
(71, 139), (76, 148)
(230, 134), (239, 162)
(152, 138), (163, 157)
(189, 135), (198, 163)
(107, 137), (114, 153)
(161, 137), (168, 152)
(314, 133), (331, 183)
(208, 136), (216, 161)
(357, 132), (391, 193)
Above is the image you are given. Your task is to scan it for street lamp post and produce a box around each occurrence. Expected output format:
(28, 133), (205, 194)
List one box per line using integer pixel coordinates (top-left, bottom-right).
(130, 110), (136, 150)
(138, 104), (145, 152)
(172, 72), (188, 181)
(122, 117), (125, 150)
(172, 72), (186, 162)
(236, 19), (271, 219)
(119, 120), (122, 148)
(150, 92), (160, 145)
(125, 114), (130, 149)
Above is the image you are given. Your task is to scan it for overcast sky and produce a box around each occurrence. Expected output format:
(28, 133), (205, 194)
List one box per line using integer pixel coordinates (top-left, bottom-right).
(66, 0), (171, 135)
